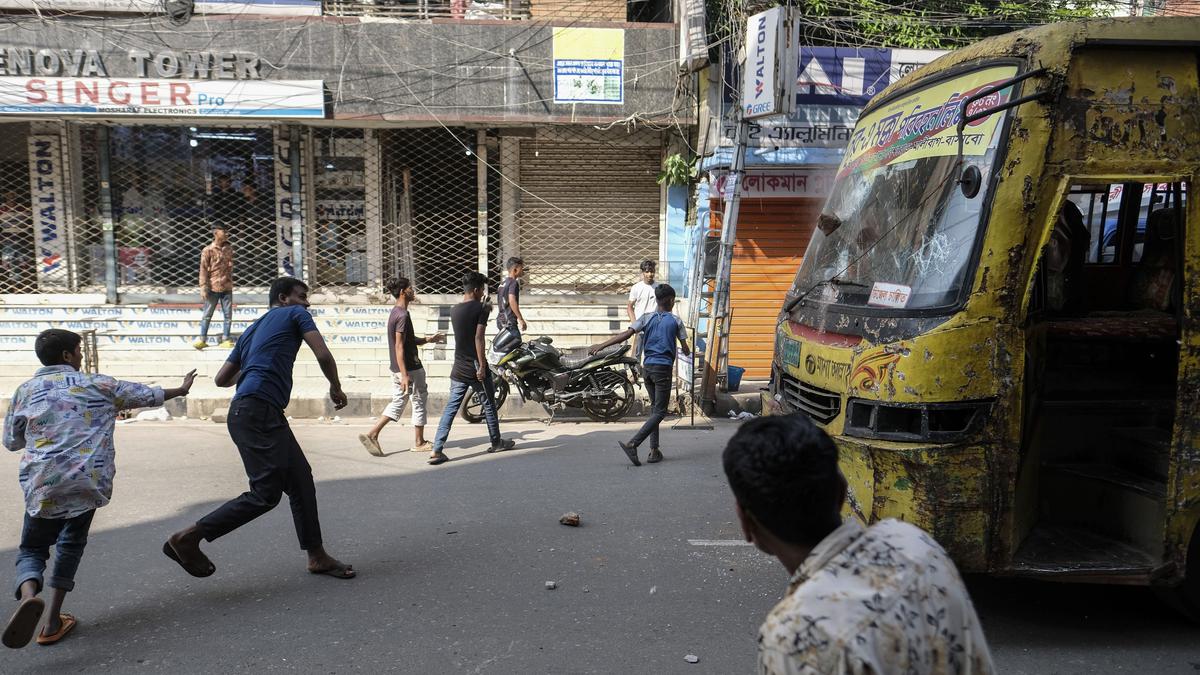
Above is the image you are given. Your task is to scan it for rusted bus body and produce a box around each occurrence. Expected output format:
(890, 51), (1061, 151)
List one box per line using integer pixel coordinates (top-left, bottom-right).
(764, 17), (1200, 609)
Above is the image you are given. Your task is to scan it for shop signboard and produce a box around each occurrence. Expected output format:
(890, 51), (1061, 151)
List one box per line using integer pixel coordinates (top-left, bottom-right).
(720, 46), (945, 150)
(741, 7), (784, 119)
(27, 133), (69, 288)
(0, 1), (322, 15)
(0, 77), (325, 118)
(711, 168), (833, 200)
(552, 28), (624, 105)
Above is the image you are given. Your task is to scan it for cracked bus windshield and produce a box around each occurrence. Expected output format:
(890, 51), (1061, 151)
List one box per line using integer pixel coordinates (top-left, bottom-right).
(792, 64), (1019, 311)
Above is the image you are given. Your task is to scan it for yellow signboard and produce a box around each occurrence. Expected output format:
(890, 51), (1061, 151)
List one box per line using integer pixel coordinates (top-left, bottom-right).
(838, 65), (1019, 179)
(552, 27), (624, 104)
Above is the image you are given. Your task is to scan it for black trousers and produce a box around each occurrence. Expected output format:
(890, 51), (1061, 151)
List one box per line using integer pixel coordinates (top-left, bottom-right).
(197, 397), (323, 550)
(630, 364), (672, 449)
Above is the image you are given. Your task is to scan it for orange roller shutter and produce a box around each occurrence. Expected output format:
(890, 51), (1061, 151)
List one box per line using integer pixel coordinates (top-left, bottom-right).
(711, 197), (821, 379)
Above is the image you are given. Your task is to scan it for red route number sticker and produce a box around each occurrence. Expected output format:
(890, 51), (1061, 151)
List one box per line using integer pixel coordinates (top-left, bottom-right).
(868, 282), (912, 309)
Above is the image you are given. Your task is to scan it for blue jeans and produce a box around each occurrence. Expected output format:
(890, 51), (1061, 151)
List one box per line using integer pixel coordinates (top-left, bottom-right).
(13, 510), (96, 599)
(432, 374), (501, 453)
(200, 290), (233, 341)
(629, 364), (672, 449)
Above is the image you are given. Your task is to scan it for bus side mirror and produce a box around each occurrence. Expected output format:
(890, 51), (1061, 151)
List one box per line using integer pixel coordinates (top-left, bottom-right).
(959, 165), (983, 199)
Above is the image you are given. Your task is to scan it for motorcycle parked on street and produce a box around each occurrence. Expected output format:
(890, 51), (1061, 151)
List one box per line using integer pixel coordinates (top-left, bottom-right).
(462, 329), (640, 423)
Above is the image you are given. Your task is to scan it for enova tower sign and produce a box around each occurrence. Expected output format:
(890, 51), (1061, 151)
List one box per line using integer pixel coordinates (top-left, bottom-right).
(0, 47), (325, 118)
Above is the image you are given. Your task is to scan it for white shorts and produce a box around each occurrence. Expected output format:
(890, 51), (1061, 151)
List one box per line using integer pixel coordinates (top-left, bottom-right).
(383, 368), (428, 427)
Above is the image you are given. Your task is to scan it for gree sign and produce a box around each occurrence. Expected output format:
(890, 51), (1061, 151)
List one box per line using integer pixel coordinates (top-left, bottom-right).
(741, 7), (783, 119)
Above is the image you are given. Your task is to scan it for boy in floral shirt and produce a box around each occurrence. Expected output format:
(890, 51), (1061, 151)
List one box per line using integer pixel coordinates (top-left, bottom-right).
(2, 329), (195, 649)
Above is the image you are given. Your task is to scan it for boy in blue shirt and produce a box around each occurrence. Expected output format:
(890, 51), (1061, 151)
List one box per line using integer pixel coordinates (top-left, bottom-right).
(590, 284), (690, 466)
(164, 278), (356, 581)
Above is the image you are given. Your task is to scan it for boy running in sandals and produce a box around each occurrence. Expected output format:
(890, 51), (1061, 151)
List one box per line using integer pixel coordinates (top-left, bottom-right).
(165, 277), (356, 581)
(3, 329), (195, 648)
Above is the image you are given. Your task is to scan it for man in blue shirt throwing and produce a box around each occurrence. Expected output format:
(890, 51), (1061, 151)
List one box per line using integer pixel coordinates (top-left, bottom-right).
(164, 277), (355, 580)
(590, 284), (689, 466)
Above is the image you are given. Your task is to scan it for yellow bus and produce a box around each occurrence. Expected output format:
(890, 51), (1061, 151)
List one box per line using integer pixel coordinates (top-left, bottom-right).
(765, 17), (1200, 614)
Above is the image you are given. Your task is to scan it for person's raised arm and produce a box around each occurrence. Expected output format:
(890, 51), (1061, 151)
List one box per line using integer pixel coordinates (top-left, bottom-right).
(589, 328), (636, 355)
(676, 319), (691, 357)
(303, 329), (347, 409)
(163, 370), (198, 400)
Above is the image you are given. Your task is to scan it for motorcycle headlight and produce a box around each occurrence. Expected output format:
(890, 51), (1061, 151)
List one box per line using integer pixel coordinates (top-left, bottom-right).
(843, 399), (992, 443)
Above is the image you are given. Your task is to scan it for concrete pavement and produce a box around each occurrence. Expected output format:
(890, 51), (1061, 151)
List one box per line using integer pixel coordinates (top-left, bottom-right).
(0, 419), (1196, 673)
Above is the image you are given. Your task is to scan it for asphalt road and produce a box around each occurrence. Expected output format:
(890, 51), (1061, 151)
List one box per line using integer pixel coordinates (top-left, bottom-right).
(0, 418), (1196, 674)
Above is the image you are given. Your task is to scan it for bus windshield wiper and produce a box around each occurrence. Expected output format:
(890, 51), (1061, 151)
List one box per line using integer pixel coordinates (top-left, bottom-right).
(784, 277), (868, 313)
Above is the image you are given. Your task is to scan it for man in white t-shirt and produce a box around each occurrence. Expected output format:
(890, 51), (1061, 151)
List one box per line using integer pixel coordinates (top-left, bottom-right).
(627, 260), (658, 359)
(627, 260), (658, 324)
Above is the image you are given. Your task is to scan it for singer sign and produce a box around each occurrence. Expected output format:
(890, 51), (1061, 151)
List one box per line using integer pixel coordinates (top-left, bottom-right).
(0, 77), (325, 118)
(741, 7), (783, 120)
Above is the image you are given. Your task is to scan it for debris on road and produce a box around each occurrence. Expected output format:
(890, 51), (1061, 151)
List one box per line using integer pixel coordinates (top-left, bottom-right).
(685, 654), (699, 664)
(559, 512), (581, 527)
(545, 581), (557, 590)
(727, 411), (756, 420)
(136, 408), (171, 422)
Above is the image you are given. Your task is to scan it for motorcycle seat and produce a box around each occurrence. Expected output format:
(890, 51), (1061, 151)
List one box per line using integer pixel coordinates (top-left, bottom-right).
(559, 345), (623, 370)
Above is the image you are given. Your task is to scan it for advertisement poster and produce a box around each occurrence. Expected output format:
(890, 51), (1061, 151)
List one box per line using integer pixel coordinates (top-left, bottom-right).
(553, 28), (624, 104)
(0, 77), (325, 118)
(741, 7), (783, 119)
(839, 64), (1019, 179)
(720, 47), (944, 150)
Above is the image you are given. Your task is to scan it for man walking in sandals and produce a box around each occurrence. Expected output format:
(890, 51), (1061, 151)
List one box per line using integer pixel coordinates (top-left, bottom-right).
(359, 277), (444, 456)
(164, 278), (356, 581)
(3, 329), (195, 648)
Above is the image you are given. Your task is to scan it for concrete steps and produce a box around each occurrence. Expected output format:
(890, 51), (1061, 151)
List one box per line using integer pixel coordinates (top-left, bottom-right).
(0, 298), (641, 416)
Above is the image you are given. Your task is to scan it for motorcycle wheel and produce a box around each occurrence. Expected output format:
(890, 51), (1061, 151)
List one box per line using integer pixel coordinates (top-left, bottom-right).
(460, 376), (510, 424)
(581, 369), (635, 422)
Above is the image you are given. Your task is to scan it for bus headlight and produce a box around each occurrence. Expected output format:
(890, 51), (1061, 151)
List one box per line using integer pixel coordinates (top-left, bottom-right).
(843, 399), (992, 442)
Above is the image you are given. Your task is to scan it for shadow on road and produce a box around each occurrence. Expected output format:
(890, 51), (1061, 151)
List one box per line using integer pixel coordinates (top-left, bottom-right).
(1, 425), (766, 674)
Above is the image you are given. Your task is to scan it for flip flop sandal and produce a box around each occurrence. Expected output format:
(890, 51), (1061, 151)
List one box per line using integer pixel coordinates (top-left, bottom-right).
(36, 613), (76, 646)
(2, 596), (45, 649)
(358, 434), (384, 457)
(309, 563), (356, 579)
(162, 540), (216, 578)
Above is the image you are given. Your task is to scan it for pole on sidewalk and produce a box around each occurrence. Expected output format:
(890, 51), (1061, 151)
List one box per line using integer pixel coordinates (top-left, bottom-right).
(96, 126), (118, 304)
(700, 115), (748, 410)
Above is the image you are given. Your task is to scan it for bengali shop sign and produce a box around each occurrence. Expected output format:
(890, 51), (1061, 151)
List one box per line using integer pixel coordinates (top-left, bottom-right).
(712, 169), (833, 200)
(0, 77), (325, 118)
(839, 64), (1019, 179)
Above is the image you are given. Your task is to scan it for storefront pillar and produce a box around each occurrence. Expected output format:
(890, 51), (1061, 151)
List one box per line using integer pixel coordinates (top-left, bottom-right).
(274, 125), (306, 282)
(290, 131), (304, 283)
(499, 136), (520, 266)
(27, 121), (70, 292)
(363, 129), (383, 290)
(96, 126), (118, 303)
(475, 129), (488, 277)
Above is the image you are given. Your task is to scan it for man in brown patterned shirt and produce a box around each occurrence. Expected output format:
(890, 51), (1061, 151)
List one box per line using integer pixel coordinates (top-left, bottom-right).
(195, 226), (235, 350)
(722, 414), (995, 675)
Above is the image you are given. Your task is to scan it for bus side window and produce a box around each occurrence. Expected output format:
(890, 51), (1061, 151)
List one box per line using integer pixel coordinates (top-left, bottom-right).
(1128, 182), (1187, 312)
(1067, 184), (1121, 265)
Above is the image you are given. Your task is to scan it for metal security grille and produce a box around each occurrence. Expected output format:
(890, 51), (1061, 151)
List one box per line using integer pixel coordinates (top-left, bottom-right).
(0, 122), (36, 294)
(14, 120), (667, 299)
(378, 127), (501, 295)
(516, 126), (662, 293)
(74, 124), (280, 294)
